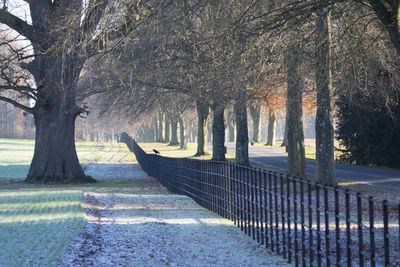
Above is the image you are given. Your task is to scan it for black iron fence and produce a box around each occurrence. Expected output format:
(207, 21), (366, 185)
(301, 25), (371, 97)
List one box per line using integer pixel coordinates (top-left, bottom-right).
(122, 134), (400, 267)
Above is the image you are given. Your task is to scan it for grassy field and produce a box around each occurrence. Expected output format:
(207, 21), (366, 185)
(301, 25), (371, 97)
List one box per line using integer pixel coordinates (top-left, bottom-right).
(0, 138), (396, 265)
(0, 138), (138, 266)
(0, 139), (136, 181)
(138, 142), (233, 160)
(0, 187), (84, 266)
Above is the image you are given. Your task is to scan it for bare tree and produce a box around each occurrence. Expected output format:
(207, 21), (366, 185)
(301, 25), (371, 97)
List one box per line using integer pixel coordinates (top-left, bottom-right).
(286, 44), (306, 178)
(314, 4), (335, 185)
(0, 1), (159, 182)
(249, 102), (261, 143)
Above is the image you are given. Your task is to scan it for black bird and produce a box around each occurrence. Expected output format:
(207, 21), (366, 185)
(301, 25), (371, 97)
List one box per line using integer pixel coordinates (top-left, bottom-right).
(153, 149), (160, 154)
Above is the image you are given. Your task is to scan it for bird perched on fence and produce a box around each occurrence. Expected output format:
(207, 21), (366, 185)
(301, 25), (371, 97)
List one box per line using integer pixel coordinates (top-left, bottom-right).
(153, 149), (160, 154)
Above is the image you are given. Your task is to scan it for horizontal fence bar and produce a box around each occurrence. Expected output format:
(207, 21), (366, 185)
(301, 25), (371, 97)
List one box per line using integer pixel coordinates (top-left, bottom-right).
(121, 135), (400, 267)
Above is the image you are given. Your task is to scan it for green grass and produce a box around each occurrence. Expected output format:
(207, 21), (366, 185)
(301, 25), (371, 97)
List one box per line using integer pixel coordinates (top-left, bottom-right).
(0, 138), (140, 266)
(0, 178), (148, 267)
(0, 139), (136, 181)
(0, 139), (35, 180)
(139, 142), (283, 172)
(138, 142), (237, 161)
(0, 187), (84, 266)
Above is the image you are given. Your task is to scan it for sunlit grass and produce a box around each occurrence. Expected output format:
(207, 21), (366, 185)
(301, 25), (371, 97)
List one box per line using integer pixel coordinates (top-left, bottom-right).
(138, 142), (237, 161)
(0, 187), (85, 266)
(0, 179), (148, 266)
(0, 139), (35, 180)
(0, 139), (136, 181)
(0, 138), (145, 266)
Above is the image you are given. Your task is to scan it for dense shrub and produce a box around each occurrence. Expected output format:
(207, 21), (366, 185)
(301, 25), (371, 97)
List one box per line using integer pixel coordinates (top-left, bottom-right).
(335, 91), (400, 168)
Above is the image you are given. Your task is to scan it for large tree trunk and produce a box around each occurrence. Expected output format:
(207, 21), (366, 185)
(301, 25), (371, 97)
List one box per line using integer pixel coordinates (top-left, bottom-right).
(266, 108), (276, 146)
(179, 117), (185, 149)
(315, 7), (336, 185)
(249, 103), (261, 142)
(286, 47), (306, 178)
(27, 101), (94, 183)
(169, 118), (179, 145)
(234, 96), (250, 166)
(25, 47), (95, 183)
(211, 105), (226, 161)
(195, 100), (209, 156)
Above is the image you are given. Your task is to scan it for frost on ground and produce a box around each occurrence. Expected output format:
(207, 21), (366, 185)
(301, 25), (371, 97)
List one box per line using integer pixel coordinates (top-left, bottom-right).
(60, 165), (291, 266)
(0, 189), (85, 267)
(83, 164), (150, 180)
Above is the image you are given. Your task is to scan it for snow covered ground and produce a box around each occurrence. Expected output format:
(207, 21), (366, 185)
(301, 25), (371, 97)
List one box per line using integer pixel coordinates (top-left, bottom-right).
(83, 164), (150, 180)
(60, 164), (291, 266)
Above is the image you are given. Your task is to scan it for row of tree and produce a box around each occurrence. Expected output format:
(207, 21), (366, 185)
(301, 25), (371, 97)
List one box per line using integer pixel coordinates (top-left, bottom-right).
(0, 0), (399, 183)
(85, 0), (399, 185)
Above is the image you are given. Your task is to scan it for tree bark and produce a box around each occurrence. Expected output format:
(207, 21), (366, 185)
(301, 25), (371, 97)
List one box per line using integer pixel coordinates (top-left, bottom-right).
(195, 100), (209, 156)
(267, 108), (276, 146)
(286, 47), (306, 178)
(315, 7), (336, 185)
(169, 118), (179, 145)
(156, 113), (164, 142)
(234, 96), (250, 166)
(211, 105), (226, 161)
(249, 103), (261, 142)
(179, 117), (185, 149)
(27, 99), (94, 183)
(368, 0), (400, 56)
(23, 46), (95, 183)
(164, 115), (170, 143)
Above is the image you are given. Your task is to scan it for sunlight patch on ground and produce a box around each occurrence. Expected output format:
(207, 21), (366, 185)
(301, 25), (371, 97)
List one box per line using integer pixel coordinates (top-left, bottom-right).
(0, 139), (136, 180)
(0, 139), (145, 266)
(60, 180), (291, 266)
(0, 188), (85, 267)
(84, 164), (148, 180)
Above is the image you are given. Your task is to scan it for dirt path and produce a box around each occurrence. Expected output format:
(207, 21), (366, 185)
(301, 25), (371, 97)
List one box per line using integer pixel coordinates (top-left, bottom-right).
(60, 162), (291, 266)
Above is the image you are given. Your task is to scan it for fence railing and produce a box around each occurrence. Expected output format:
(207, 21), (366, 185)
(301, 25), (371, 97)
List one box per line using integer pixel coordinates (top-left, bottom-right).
(122, 134), (400, 267)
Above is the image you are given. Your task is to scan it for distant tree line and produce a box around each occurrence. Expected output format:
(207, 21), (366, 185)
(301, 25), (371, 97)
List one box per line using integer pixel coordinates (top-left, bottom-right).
(0, 100), (34, 139)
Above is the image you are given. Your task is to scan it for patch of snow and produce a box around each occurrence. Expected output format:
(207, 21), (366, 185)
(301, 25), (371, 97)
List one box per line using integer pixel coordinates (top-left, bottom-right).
(60, 177), (291, 266)
(83, 164), (151, 180)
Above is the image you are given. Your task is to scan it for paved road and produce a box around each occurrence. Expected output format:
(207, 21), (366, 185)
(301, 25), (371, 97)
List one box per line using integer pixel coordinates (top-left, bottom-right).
(222, 143), (400, 190)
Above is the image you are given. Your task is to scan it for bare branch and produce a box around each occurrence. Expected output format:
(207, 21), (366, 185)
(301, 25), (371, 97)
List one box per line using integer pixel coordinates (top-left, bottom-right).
(0, 95), (33, 113)
(0, 9), (44, 44)
(86, 1), (164, 57)
(367, 0), (400, 55)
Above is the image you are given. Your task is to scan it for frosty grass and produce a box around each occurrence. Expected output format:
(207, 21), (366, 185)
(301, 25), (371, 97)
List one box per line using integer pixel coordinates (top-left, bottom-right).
(0, 139), (134, 266)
